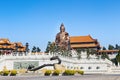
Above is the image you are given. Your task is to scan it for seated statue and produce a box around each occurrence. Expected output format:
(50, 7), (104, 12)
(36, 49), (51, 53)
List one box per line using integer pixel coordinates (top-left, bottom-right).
(55, 23), (71, 50)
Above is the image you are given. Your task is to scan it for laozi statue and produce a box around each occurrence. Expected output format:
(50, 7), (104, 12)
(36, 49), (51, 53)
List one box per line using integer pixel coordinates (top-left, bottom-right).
(55, 23), (71, 50)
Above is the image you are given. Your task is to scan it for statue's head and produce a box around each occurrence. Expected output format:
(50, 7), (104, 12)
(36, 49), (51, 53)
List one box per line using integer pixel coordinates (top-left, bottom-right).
(60, 23), (65, 32)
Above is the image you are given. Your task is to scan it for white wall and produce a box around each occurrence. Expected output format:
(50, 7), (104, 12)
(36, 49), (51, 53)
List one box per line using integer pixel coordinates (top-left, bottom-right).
(0, 53), (119, 74)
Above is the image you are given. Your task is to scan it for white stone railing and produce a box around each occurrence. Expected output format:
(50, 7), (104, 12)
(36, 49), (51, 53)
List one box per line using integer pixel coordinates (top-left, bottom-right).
(0, 52), (52, 61)
(0, 52), (114, 65)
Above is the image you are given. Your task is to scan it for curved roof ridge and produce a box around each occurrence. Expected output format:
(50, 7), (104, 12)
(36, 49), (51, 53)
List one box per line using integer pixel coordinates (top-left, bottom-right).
(70, 35), (96, 43)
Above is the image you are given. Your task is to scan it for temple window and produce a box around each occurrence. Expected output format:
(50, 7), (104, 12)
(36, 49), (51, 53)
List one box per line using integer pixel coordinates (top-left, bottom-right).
(67, 66), (69, 69)
(96, 66), (100, 69)
(88, 66), (92, 69)
(80, 67), (84, 69)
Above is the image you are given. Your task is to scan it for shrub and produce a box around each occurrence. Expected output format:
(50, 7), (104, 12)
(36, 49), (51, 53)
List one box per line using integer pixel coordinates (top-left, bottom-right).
(44, 70), (52, 76)
(63, 70), (76, 75)
(0, 71), (3, 75)
(3, 70), (10, 76)
(52, 70), (60, 76)
(77, 70), (84, 75)
(10, 70), (17, 76)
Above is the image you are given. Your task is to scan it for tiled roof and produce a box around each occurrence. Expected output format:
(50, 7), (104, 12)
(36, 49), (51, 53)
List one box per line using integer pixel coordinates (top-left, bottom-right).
(0, 39), (26, 51)
(14, 42), (26, 51)
(0, 45), (15, 49)
(17, 47), (26, 52)
(0, 38), (11, 44)
(14, 42), (24, 48)
(98, 50), (119, 53)
(70, 35), (100, 48)
(70, 35), (96, 43)
(71, 43), (99, 48)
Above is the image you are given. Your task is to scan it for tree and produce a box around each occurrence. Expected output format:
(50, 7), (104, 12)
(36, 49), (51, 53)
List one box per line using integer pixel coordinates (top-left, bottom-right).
(116, 50), (120, 64)
(102, 46), (106, 50)
(25, 42), (29, 53)
(110, 50), (120, 66)
(32, 46), (37, 53)
(76, 48), (83, 59)
(45, 41), (58, 55)
(76, 48), (85, 53)
(45, 41), (52, 53)
(108, 44), (114, 50)
(111, 58), (118, 66)
(37, 47), (41, 52)
(49, 42), (56, 53)
(101, 53), (109, 60)
(115, 44), (120, 50)
(45, 41), (71, 57)
(86, 48), (97, 58)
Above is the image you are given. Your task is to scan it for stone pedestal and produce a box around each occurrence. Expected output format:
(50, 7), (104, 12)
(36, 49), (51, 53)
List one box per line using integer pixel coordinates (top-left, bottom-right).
(54, 64), (65, 72)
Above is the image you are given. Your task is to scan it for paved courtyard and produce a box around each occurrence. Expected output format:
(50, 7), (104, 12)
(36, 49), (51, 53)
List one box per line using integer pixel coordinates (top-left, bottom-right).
(0, 74), (120, 80)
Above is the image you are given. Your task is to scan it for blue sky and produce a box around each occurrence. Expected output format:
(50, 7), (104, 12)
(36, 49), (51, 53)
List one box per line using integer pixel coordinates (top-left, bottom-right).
(0, 0), (120, 51)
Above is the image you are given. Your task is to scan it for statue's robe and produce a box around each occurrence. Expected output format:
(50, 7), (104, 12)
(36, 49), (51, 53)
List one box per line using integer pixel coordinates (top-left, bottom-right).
(55, 32), (70, 50)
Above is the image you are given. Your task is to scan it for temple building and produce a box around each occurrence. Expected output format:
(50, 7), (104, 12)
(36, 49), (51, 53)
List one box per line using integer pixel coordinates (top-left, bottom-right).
(70, 35), (100, 50)
(0, 38), (14, 50)
(14, 42), (26, 52)
(0, 38), (26, 54)
(70, 35), (119, 55)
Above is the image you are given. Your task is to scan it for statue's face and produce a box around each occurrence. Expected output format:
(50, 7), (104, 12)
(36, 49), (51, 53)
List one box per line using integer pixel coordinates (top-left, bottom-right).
(60, 26), (65, 32)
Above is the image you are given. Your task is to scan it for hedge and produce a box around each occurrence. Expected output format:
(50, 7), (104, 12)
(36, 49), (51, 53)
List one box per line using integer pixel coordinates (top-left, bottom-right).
(52, 70), (61, 76)
(44, 70), (52, 76)
(63, 70), (76, 75)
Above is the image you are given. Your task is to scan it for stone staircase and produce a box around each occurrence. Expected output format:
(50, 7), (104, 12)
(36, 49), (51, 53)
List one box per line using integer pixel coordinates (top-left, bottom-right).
(111, 67), (120, 73)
